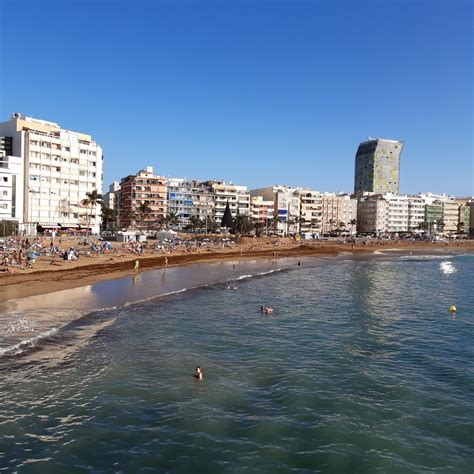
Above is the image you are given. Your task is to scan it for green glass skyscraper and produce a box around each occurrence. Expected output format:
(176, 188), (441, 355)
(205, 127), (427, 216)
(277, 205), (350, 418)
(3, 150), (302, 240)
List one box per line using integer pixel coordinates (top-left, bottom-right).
(354, 138), (403, 194)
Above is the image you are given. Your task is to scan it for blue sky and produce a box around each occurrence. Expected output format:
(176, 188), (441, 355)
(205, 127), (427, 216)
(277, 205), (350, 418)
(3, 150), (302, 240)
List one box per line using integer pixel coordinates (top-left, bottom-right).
(0, 0), (472, 196)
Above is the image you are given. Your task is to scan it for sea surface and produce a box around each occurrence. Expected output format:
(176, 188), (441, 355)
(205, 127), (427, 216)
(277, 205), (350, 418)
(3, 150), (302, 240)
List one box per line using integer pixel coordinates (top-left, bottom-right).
(0, 251), (473, 473)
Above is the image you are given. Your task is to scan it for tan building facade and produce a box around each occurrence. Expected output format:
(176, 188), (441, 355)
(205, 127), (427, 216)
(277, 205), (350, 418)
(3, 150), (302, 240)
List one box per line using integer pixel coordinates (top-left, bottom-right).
(118, 166), (167, 229)
(0, 113), (103, 233)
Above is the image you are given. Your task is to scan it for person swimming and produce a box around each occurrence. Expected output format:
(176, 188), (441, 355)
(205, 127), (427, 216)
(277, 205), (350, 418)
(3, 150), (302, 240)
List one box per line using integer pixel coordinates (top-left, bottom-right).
(193, 367), (203, 380)
(260, 306), (273, 315)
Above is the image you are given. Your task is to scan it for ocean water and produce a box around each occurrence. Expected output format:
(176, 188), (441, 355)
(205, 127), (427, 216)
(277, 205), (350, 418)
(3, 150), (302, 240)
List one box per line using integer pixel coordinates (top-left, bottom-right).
(0, 251), (473, 473)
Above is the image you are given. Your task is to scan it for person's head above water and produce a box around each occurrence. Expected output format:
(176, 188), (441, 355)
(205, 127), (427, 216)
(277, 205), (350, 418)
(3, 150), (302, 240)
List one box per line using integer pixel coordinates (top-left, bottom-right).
(194, 367), (203, 379)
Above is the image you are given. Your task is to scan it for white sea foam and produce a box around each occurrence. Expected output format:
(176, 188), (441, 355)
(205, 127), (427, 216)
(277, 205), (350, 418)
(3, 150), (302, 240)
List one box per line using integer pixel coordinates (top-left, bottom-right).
(0, 327), (59, 357)
(0, 264), (297, 361)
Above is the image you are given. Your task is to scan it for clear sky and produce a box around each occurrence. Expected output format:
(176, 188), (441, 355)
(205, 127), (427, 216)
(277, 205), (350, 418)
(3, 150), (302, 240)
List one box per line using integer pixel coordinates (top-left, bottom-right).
(0, 0), (472, 196)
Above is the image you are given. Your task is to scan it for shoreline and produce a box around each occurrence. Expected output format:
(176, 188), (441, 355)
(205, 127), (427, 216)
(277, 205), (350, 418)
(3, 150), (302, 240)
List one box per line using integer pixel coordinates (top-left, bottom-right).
(1, 240), (473, 303)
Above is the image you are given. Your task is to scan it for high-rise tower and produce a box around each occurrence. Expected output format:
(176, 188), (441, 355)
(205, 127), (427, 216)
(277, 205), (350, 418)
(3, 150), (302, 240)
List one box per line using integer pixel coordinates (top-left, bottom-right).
(354, 138), (403, 194)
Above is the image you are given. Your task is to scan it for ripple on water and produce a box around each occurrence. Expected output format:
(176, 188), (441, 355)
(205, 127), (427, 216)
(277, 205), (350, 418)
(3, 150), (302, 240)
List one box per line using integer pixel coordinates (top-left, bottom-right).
(0, 255), (473, 472)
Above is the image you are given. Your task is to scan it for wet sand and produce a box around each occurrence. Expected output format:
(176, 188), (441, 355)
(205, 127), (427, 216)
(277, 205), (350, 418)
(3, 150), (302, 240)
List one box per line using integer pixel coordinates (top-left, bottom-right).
(1, 239), (473, 303)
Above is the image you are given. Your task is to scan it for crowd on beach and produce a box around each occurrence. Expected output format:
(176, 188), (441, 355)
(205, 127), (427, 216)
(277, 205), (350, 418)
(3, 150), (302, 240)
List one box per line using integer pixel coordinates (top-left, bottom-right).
(1, 231), (471, 276)
(0, 234), (241, 274)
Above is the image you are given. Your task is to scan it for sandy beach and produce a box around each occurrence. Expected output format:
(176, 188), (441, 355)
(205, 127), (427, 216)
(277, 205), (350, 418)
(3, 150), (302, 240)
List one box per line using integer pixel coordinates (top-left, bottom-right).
(1, 236), (473, 303)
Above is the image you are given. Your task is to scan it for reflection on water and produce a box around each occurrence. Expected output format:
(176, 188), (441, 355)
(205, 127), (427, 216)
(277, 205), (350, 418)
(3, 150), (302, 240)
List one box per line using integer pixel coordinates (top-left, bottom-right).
(0, 258), (302, 360)
(0, 253), (472, 472)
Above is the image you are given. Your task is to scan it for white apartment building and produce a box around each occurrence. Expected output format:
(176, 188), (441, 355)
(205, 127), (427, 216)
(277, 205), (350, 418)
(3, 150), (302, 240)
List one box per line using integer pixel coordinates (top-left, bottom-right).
(0, 113), (103, 234)
(320, 193), (357, 234)
(250, 185), (301, 235)
(299, 191), (323, 234)
(0, 154), (23, 224)
(189, 181), (214, 224)
(210, 181), (250, 224)
(104, 181), (120, 210)
(385, 194), (410, 232)
(250, 196), (274, 223)
(357, 194), (389, 234)
(407, 195), (425, 231)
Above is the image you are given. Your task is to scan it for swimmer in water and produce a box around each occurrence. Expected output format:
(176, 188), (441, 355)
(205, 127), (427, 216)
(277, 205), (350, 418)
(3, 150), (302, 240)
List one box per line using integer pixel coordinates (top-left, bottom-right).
(194, 367), (203, 380)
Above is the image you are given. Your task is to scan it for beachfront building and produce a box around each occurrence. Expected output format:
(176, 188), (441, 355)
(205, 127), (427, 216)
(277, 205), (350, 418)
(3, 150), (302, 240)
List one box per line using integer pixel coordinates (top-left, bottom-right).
(250, 195), (274, 229)
(354, 138), (403, 195)
(117, 166), (167, 229)
(424, 201), (444, 235)
(299, 191), (323, 235)
(250, 185), (301, 235)
(442, 200), (460, 235)
(356, 194), (389, 234)
(166, 178), (194, 228)
(384, 194), (409, 233)
(103, 181), (120, 211)
(457, 202), (471, 234)
(469, 201), (474, 236)
(320, 193), (357, 235)
(209, 181), (250, 224)
(407, 195), (426, 231)
(419, 193), (460, 235)
(0, 113), (103, 234)
(187, 181), (214, 226)
(0, 152), (23, 227)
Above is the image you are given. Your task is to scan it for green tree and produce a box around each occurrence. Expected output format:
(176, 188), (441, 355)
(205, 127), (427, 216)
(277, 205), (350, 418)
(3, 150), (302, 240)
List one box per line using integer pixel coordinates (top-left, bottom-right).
(254, 220), (263, 237)
(81, 190), (103, 234)
(350, 219), (357, 235)
(233, 215), (253, 235)
(101, 205), (116, 231)
(166, 212), (179, 229)
(417, 221), (428, 232)
(188, 216), (201, 233)
(119, 208), (136, 229)
(136, 201), (152, 231)
(221, 201), (234, 228)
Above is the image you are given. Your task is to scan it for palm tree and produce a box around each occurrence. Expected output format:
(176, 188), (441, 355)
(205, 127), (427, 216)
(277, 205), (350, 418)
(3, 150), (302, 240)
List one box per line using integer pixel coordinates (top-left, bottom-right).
(189, 216), (201, 233)
(272, 215), (280, 234)
(254, 220), (263, 237)
(350, 219), (357, 235)
(81, 190), (103, 235)
(456, 221), (465, 234)
(338, 221), (346, 236)
(233, 215), (253, 235)
(101, 205), (116, 231)
(328, 218), (336, 235)
(166, 212), (179, 229)
(136, 201), (152, 231)
(119, 208), (136, 229)
(436, 219), (445, 235)
(417, 221), (428, 233)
